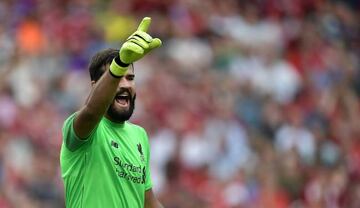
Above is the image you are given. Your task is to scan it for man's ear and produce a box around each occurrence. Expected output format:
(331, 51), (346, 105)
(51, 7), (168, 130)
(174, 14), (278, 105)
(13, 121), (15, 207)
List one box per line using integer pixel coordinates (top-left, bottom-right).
(91, 80), (96, 87)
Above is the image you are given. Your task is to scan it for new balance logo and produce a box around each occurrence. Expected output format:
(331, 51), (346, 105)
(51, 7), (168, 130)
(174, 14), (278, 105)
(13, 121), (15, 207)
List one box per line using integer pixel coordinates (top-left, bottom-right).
(111, 140), (119, 148)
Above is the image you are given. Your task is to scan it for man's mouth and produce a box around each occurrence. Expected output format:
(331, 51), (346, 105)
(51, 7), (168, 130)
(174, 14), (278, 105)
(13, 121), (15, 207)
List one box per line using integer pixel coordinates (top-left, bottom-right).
(115, 92), (130, 107)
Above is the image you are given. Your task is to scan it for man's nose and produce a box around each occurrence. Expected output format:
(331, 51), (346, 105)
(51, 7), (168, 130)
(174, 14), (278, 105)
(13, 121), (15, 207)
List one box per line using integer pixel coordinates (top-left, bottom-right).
(119, 77), (132, 88)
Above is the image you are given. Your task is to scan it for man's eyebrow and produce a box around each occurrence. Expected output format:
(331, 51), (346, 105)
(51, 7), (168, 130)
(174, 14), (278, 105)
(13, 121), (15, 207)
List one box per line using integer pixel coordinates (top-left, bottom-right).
(130, 63), (135, 72)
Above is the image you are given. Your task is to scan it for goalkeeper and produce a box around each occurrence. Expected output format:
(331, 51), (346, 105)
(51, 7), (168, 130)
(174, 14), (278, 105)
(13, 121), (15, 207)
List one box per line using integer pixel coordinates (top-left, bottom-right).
(60, 17), (164, 208)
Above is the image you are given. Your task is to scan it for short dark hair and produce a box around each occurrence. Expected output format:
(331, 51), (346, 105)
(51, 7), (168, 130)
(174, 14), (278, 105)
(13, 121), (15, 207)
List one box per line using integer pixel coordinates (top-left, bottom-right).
(88, 48), (119, 81)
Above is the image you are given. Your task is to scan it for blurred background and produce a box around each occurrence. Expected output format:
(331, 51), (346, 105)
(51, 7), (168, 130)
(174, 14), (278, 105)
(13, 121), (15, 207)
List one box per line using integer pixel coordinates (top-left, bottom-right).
(0, 0), (359, 207)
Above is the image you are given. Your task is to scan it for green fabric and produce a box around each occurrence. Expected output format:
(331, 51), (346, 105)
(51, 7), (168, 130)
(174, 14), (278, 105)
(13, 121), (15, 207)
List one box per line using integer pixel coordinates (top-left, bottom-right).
(60, 113), (152, 208)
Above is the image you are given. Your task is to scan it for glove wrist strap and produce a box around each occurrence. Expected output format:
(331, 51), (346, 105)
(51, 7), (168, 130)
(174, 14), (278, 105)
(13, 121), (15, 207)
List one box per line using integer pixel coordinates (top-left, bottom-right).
(109, 56), (129, 77)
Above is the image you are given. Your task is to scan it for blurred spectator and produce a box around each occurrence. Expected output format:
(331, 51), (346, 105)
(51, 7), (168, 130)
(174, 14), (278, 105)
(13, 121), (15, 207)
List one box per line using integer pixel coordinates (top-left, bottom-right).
(275, 106), (316, 164)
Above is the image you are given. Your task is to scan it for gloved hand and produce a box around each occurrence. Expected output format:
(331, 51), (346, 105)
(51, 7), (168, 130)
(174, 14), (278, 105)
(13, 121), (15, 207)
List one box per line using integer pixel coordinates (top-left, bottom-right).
(110, 17), (162, 77)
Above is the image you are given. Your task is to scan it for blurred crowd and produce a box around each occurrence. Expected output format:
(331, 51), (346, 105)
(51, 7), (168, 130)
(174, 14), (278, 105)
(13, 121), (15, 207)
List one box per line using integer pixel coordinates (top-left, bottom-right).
(0, 0), (360, 207)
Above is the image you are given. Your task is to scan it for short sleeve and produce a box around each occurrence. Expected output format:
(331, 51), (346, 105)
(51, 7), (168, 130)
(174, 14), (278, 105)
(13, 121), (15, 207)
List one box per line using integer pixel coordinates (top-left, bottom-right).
(142, 129), (153, 190)
(62, 112), (94, 152)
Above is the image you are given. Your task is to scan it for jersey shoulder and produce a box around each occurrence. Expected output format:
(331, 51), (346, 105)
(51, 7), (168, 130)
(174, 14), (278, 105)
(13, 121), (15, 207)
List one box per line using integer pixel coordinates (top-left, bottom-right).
(126, 122), (145, 131)
(126, 122), (149, 140)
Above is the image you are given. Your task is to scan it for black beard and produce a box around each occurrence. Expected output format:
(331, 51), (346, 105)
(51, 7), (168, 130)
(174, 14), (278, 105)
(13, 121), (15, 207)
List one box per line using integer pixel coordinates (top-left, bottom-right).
(107, 94), (136, 123)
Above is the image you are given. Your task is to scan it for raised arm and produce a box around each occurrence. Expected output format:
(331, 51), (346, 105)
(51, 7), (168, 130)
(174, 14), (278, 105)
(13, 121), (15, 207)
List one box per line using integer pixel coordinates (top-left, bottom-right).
(73, 17), (162, 139)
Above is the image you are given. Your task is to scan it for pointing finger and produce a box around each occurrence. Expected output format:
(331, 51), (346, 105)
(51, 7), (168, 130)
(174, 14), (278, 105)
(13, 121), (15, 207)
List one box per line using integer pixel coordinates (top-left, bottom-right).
(137, 17), (151, 32)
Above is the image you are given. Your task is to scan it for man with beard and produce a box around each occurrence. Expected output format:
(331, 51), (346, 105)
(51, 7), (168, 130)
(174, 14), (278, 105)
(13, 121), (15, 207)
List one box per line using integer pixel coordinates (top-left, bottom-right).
(60, 17), (163, 208)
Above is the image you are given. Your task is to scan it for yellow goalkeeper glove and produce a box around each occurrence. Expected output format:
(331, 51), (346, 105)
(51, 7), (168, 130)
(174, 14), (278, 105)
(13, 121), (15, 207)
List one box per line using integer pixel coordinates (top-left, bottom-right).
(110, 17), (162, 77)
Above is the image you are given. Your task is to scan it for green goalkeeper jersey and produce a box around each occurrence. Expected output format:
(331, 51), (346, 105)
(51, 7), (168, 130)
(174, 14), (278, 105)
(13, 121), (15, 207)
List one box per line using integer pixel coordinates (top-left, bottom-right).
(60, 113), (152, 208)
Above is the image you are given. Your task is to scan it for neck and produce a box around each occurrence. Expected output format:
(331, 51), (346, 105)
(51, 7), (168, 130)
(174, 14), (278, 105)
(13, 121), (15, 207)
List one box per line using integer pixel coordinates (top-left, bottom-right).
(104, 114), (126, 124)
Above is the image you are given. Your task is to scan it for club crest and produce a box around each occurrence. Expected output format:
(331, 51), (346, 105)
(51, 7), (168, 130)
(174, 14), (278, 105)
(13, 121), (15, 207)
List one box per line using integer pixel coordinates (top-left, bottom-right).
(137, 143), (145, 162)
